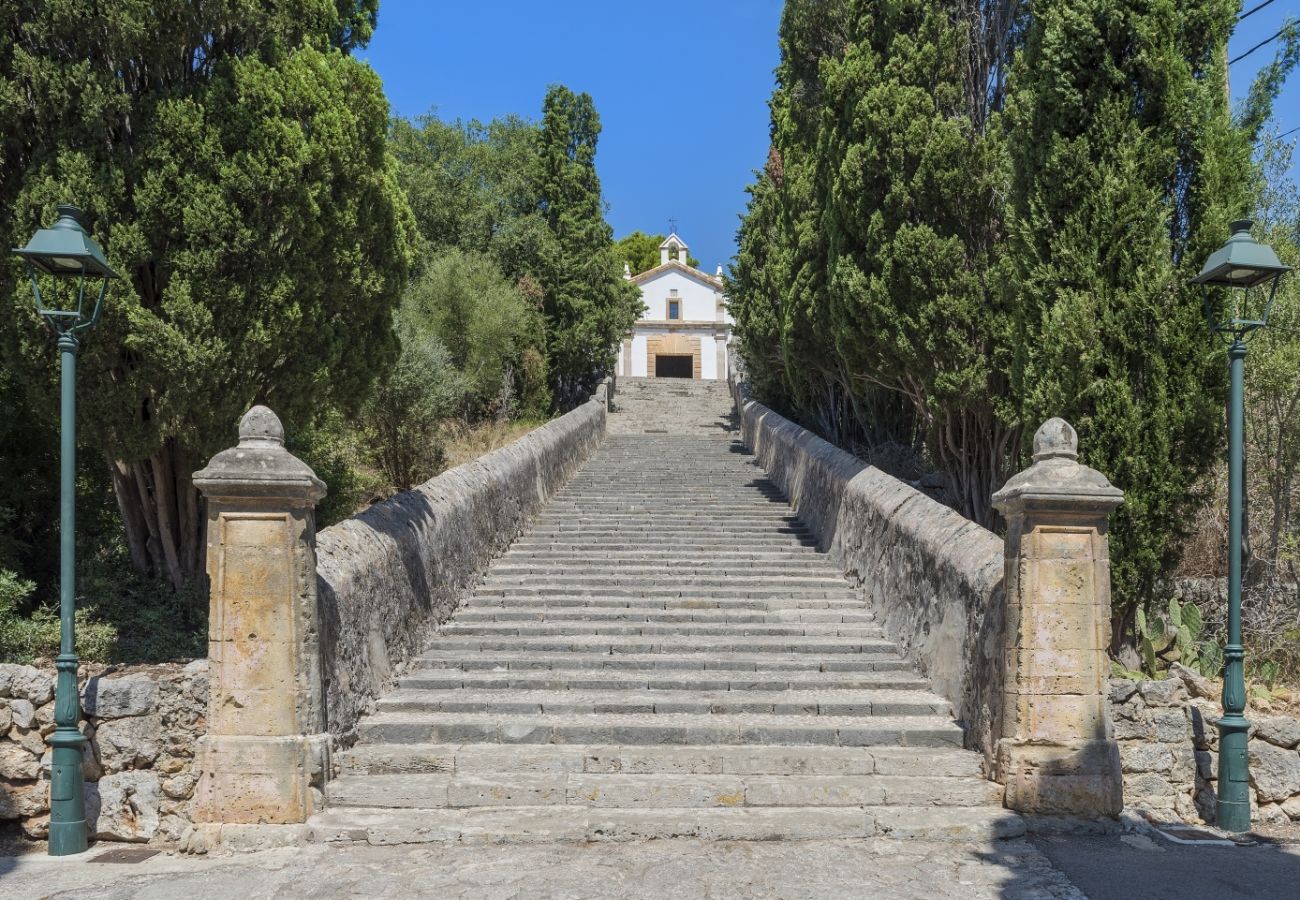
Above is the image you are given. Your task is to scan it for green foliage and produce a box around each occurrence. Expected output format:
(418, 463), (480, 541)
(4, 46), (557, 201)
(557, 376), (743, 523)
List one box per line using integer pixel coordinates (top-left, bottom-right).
(1005, 0), (1252, 628)
(0, 577), (115, 665)
(390, 113), (552, 282)
(1136, 598), (1221, 678)
(733, 0), (1261, 635)
(533, 86), (642, 406)
(363, 320), (459, 490)
(729, 0), (1016, 518)
(615, 231), (698, 273)
(0, 0), (413, 588)
(289, 409), (387, 527)
(402, 249), (549, 419)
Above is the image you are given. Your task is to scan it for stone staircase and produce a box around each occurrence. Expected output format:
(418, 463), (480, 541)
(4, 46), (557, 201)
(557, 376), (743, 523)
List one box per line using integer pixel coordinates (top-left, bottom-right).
(308, 378), (1021, 844)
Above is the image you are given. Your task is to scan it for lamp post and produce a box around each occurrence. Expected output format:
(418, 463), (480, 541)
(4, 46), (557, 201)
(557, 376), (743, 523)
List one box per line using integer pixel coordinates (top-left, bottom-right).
(12, 205), (119, 856)
(1192, 219), (1291, 834)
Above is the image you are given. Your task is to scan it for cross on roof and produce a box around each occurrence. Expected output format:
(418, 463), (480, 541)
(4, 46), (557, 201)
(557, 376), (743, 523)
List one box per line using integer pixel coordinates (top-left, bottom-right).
(668, 217), (678, 235)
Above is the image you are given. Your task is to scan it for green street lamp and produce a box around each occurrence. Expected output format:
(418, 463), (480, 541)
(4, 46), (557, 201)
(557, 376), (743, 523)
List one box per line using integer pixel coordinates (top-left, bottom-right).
(1193, 219), (1291, 834)
(12, 205), (119, 856)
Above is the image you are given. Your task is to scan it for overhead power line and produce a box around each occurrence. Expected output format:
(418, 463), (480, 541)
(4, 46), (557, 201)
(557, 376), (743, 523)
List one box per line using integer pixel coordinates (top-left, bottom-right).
(1238, 0), (1279, 22)
(1230, 25), (1292, 65)
(1277, 125), (1300, 139)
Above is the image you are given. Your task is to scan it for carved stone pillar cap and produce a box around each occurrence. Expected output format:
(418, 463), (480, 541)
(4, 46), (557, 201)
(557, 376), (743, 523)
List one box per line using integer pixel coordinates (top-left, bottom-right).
(193, 405), (326, 502)
(992, 418), (1122, 515)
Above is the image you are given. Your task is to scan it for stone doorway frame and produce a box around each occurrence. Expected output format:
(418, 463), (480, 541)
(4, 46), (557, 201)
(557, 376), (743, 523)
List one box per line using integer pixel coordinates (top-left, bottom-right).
(646, 333), (701, 379)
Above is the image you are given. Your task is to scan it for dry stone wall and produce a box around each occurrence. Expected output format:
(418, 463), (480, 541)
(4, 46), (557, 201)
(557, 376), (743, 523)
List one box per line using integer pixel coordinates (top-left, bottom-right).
(1111, 665), (1300, 826)
(730, 377), (1006, 764)
(314, 397), (606, 742)
(0, 661), (207, 843)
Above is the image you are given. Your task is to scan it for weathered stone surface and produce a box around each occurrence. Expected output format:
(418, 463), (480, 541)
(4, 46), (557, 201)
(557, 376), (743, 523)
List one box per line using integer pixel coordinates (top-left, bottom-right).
(1254, 715), (1300, 750)
(315, 398), (606, 742)
(83, 673), (159, 719)
(9, 697), (35, 730)
(94, 713), (163, 773)
(0, 742), (40, 779)
(1280, 794), (1300, 820)
(1257, 802), (1291, 826)
(1119, 743), (1173, 775)
(1249, 742), (1300, 803)
(0, 701), (10, 737)
(1138, 678), (1187, 707)
(90, 771), (162, 842)
(0, 663), (54, 704)
(733, 379), (1004, 764)
(1109, 680), (1138, 704)
(1169, 663), (1217, 700)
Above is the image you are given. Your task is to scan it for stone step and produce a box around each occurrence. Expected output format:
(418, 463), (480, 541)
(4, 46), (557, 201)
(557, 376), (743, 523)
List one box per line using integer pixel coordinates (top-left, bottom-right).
(356, 711), (964, 748)
(307, 804), (1024, 844)
(397, 669), (927, 692)
(502, 549), (830, 562)
(509, 539), (820, 551)
(422, 636), (895, 655)
(452, 608), (876, 624)
(324, 771), (1001, 810)
(336, 743), (981, 777)
(411, 651), (915, 673)
(375, 688), (949, 717)
(461, 596), (866, 610)
(478, 574), (850, 590)
(436, 623), (884, 638)
(471, 586), (857, 600)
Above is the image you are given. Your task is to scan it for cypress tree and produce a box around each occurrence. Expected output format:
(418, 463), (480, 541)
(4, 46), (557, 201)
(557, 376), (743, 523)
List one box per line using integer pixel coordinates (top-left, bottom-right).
(1004, 0), (1251, 632)
(0, 1), (413, 586)
(533, 86), (641, 408)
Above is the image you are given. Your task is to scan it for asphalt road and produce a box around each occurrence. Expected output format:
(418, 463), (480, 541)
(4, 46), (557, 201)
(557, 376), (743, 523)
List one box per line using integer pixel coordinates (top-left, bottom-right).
(1033, 832), (1300, 900)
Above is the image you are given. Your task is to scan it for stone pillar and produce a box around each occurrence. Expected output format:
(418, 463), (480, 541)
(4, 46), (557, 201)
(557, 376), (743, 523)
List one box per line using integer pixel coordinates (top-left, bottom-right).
(991, 418), (1124, 817)
(191, 406), (328, 825)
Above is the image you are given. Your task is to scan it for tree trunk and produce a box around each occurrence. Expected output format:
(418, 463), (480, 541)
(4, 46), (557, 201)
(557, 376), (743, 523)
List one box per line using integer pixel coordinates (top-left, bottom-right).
(111, 440), (204, 588)
(108, 458), (151, 575)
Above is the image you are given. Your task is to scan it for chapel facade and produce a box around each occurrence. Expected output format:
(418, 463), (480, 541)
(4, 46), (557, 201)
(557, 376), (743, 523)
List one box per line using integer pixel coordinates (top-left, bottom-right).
(617, 233), (733, 380)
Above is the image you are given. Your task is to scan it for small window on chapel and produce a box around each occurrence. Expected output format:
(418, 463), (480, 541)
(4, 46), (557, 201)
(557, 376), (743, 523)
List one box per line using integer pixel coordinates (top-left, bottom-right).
(668, 299), (681, 320)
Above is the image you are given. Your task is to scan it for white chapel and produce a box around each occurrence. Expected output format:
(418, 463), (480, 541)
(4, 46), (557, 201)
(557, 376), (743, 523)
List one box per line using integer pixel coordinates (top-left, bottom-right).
(617, 233), (733, 380)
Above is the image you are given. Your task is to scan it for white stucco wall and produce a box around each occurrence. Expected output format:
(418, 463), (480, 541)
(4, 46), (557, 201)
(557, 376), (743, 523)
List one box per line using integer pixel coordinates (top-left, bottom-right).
(700, 334), (717, 380)
(631, 333), (649, 377)
(637, 269), (725, 323)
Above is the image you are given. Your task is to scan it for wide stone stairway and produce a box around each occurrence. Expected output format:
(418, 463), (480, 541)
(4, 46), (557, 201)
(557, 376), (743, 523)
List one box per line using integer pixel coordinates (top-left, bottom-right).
(309, 379), (1019, 843)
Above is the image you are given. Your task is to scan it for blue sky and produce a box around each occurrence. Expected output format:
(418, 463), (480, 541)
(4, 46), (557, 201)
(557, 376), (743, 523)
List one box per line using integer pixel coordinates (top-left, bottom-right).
(361, 1), (1299, 272)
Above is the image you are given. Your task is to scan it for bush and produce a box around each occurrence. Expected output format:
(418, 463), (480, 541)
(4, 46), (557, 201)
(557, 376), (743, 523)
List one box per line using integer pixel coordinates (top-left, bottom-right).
(364, 321), (461, 490)
(0, 568), (116, 664)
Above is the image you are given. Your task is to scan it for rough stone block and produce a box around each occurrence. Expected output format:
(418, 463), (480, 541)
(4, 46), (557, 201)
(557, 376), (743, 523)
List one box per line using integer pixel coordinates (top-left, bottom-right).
(83, 674), (159, 719)
(1255, 716), (1300, 750)
(89, 771), (161, 843)
(1249, 742), (1300, 803)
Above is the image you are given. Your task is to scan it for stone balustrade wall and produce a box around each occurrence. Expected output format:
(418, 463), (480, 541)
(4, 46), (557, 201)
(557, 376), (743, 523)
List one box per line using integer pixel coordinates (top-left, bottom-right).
(314, 397), (606, 742)
(1, 396), (605, 845)
(730, 377), (1006, 765)
(1, 661), (208, 843)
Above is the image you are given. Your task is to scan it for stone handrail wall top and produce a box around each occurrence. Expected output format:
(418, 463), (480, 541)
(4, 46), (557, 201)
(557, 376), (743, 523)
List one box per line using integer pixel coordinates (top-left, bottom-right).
(729, 374), (1006, 764)
(314, 396), (607, 744)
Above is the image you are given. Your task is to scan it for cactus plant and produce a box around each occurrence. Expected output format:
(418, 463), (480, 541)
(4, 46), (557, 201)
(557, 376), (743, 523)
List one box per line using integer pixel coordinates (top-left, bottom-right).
(1136, 597), (1220, 677)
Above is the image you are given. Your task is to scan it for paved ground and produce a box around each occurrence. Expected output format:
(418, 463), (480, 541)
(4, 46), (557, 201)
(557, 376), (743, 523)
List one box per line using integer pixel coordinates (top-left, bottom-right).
(0, 837), (1081, 899)
(7, 831), (1300, 899)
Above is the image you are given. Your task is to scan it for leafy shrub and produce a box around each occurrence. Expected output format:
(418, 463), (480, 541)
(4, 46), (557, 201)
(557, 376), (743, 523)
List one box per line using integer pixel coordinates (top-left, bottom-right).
(364, 321), (461, 490)
(0, 568), (116, 664)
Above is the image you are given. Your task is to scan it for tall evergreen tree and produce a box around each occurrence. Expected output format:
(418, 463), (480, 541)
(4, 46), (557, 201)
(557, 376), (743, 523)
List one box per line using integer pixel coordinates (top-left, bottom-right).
(0, 1), (412, 587)
(532, 86), (641, 407)
(731, 0), (1018, 517)
(1004, 0), (1252, 632)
